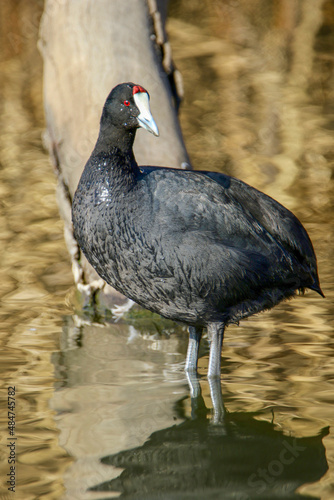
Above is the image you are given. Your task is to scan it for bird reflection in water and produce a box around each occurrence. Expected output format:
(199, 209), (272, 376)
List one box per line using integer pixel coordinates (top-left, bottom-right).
(89, 380), (328, 500)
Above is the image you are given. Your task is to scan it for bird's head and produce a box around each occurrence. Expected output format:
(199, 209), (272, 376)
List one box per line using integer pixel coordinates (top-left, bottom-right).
(101, 82), (159, 137)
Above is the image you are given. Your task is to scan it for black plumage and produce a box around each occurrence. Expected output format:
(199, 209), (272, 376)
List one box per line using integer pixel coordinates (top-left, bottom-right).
(72, 82), (323, 378)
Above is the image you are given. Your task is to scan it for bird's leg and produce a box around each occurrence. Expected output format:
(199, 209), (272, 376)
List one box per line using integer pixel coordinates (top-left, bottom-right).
(185, 371), (201, 399)
(185, 326), (203, 374)
(207, 322), (225, 378)
(208, 377), (225, 424)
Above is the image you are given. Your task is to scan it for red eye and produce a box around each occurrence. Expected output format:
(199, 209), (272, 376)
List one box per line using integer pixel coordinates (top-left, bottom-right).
(124, 100), (130, 106)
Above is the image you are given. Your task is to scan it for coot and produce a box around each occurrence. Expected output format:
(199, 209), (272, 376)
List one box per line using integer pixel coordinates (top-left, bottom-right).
(72, 82), (323, 378)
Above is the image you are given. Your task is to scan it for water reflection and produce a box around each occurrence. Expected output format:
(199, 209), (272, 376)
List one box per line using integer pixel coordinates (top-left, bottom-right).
(92, 388), (328, 500)
(50, 316), (330, 500)
(50, 315), (189, 498)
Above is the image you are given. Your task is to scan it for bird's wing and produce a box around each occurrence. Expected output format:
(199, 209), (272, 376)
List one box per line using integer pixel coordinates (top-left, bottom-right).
(201, 171), (314, 259)
(137, 169), (295, 294)
(200, 170), (321, 294)
(144, 168), (279, 255)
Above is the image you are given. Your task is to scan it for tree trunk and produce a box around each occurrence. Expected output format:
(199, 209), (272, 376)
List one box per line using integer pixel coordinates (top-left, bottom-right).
(39, 0), (190, 311)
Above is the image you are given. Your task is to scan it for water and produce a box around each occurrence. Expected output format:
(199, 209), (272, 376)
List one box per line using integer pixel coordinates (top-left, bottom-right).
(0, 1), (334, 499)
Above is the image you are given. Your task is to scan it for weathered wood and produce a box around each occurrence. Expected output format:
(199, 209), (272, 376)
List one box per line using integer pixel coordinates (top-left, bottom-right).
(39, 0), (190, 309)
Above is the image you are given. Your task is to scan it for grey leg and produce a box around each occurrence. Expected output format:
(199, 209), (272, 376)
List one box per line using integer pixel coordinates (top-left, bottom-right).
(207, 322), (225, 378)
(185, 326), (203, 374)
(208, 377), (225, 424)
(185, 371), (201, 399)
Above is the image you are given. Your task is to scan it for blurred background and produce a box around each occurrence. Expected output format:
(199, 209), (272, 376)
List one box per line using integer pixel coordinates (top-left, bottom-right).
(0, 1), (333, 499)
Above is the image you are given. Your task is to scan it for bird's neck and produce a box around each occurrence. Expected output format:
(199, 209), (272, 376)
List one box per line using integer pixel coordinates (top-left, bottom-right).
(94, 124), (136, 157)
(88, 126), (139, 191)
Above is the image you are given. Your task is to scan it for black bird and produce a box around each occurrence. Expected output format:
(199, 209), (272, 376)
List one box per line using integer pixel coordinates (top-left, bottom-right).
(72, 82), (323, 378)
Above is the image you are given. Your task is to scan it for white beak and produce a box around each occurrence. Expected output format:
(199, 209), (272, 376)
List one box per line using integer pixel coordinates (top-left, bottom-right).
(134, 91), (159, 137)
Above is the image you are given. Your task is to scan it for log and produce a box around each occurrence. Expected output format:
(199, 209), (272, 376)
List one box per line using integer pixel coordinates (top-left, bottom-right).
(39, 0), (190, 311)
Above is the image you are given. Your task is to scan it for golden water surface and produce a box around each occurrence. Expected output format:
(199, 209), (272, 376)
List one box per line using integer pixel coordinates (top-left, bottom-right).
(0, 1), (333, 499)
